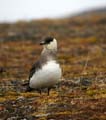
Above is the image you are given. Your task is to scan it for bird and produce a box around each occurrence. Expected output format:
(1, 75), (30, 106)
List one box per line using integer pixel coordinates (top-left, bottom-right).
(24, 37), (62, 95)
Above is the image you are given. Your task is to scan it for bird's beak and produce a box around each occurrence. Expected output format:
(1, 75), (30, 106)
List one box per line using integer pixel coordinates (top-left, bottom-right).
(40, 41), (45, 45)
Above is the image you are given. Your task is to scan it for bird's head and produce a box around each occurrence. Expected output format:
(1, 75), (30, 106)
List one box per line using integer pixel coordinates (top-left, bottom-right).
(40, 37), (57, 51)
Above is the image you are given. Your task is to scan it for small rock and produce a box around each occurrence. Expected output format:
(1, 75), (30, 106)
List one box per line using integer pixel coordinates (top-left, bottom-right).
(17, 96), (25, 101)
(7, 116), (18, 120)
(80, 77), (92, 86)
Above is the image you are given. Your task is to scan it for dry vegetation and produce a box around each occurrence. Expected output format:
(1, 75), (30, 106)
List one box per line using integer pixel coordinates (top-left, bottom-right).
(0, 12), (106, 120)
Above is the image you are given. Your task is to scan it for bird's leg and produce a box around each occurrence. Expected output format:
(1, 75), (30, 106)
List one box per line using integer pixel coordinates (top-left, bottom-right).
(56, 82), (61, 92)
(56, 82), (62, 98)
(38, 89), (42, 95)
(40, 89), (42, 95)
(47, 88), (51, 95)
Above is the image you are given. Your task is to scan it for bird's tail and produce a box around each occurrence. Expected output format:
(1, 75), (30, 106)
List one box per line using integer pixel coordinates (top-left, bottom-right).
(22, 82), (33, 92)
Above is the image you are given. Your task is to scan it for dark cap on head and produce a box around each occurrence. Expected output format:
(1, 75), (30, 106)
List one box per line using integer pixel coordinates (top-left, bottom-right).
(40, 37), (54, 45)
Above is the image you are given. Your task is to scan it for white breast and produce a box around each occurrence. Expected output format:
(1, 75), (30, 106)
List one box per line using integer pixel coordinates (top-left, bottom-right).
(29, 60), (62, 89)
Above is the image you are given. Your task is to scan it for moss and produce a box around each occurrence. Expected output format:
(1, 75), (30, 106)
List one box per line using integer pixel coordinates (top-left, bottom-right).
(6, 91), (19, 96)
(0, 97), (6, 102)
(5, 95), (17, 101)
(86, 90), (97, 96)
(86, 88), (106, 97)
(20, 92), (39, 98)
